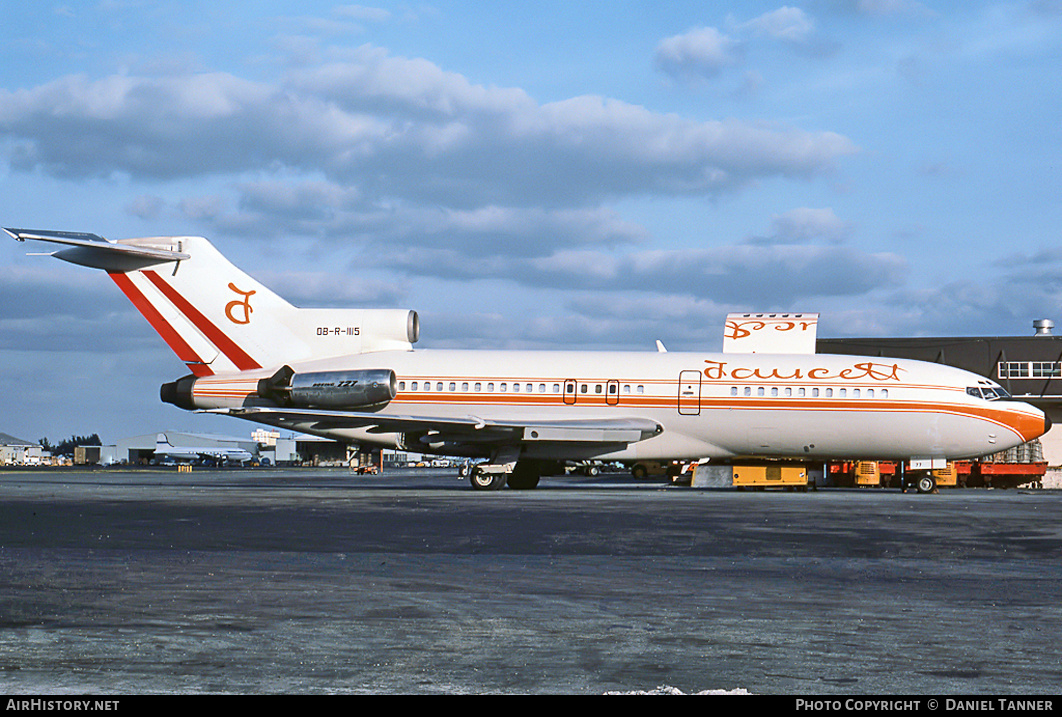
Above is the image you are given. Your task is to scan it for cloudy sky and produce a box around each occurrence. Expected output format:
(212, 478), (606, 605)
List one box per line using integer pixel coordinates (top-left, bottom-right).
(2, 1), (1061, 443)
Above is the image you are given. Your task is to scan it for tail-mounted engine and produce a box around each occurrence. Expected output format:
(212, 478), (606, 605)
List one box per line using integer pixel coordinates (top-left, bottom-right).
(257, 365), (396, 410)
(161, 364), (397, 411)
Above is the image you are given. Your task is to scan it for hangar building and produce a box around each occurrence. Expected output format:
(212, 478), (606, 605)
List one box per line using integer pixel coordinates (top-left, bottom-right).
(0, 433), (44, 466)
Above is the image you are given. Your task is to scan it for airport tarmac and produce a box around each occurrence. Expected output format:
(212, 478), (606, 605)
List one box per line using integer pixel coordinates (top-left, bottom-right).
(0, 467), (1060, 695)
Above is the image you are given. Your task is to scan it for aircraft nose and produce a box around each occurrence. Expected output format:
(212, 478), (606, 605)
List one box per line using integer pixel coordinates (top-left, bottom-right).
(1045, 411), (1053, 435)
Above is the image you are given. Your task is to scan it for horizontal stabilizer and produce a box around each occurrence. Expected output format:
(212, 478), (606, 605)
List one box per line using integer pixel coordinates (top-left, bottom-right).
(5, 228), (189, 272)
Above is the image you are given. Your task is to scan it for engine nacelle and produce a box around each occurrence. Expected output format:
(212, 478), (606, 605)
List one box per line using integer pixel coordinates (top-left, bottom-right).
(258, 365), (396, 409)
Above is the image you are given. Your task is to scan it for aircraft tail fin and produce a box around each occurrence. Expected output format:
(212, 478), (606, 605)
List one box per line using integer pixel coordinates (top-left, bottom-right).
(7, 229), (419, 376)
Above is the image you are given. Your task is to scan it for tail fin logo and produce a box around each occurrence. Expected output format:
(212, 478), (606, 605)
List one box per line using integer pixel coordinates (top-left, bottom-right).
(225, 283), (256, 325)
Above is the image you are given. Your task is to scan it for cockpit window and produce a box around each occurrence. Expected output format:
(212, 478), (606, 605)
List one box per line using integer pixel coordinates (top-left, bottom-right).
(967, 386), (1012, 401)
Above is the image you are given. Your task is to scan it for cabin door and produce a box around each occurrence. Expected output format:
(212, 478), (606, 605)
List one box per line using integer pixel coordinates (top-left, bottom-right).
(678, 371), (701, 415)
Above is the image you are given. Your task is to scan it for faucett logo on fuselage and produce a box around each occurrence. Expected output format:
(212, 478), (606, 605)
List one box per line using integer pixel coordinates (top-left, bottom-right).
(225, 283), (256, 325)
(703, 359), (904, 382)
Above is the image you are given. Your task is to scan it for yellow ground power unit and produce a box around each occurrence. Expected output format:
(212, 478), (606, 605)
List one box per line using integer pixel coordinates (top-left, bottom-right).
(853, 461), (881, 487)
(731, 464), (808, 488)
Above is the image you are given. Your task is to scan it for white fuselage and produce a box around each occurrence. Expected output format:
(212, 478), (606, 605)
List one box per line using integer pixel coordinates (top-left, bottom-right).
(187, 349), (1047, 463)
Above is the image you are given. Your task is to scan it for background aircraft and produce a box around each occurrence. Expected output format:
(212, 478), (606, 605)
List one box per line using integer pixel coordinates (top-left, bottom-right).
(153, 433), (253, 465)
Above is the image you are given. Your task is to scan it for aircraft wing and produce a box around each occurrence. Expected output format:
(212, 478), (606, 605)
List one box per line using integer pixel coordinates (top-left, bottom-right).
(212, 407), (663, 446)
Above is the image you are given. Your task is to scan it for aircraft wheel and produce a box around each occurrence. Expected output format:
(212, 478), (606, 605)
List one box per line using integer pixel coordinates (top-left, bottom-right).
(916, 474), (937, 494)
(508, 462), (541, 490)
(470, 467), (506, 491)
(631, 464), (647, 480)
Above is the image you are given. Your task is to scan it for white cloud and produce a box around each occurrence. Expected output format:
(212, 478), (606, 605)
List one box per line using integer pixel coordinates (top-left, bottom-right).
(765, 207), (854, 244)
(740, 7), (815, 43)
(256, 269), (406, 307)
(852, 0), (934, 18)
(376, 240), (906, 307)
(333, 5), (392, 23)
(0, 47), (856, 209)
(0, 265), (155, 352)
(654, 26), (743, 81)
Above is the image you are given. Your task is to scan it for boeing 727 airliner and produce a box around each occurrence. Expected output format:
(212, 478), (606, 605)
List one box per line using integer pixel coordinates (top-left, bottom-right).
(7, 228), (1049, 491)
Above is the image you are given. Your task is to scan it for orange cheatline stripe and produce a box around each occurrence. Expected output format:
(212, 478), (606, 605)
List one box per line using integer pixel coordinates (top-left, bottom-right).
(391, 393), (1041, 439)
(186, 384), (1040, 442)
(109, 272), (213, 377)
(142, 270), (262, 371)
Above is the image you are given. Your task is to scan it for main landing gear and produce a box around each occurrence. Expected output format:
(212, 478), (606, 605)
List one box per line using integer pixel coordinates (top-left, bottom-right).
(469, 456), (543, 491)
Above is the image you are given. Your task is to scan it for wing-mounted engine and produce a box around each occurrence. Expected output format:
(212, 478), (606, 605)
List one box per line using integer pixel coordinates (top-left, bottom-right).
(257, 365), (396, 410)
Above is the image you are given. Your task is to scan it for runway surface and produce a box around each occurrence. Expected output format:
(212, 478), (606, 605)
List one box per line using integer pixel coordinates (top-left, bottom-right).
(0, 467), (1060, 695)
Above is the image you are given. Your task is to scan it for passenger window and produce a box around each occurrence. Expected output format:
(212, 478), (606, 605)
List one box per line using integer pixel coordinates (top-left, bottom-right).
(487, 383), (494, 392)
(449, 382), (456, 392)
(436, 382), (443, 392)
(399, 381), (406, 391)
(474, 383), (482, 392)
(462, 382), (468, 392)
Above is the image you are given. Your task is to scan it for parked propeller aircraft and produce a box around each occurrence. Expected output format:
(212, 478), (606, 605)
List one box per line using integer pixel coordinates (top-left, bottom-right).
(153, 433), (253, 466)
(7, 228), (1050, 491)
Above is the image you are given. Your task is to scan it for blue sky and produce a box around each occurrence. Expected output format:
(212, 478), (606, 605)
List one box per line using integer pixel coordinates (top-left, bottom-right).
(2, 1), (1061, 442)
